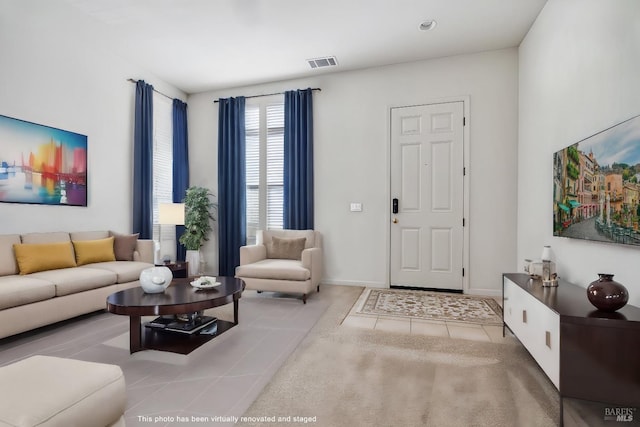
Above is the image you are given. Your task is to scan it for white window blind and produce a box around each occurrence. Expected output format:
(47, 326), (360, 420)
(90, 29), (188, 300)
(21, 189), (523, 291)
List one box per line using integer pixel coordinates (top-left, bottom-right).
(152, 94), (174, 248)
(246, 105), (260, 243)
(245, 99), (284, 244)
(266, 104), (284, 230)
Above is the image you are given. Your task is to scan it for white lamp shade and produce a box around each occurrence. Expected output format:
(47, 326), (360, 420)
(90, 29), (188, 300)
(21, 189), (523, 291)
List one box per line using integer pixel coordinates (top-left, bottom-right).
(541, 245), (552, 261)
(159, 203), (185, 225)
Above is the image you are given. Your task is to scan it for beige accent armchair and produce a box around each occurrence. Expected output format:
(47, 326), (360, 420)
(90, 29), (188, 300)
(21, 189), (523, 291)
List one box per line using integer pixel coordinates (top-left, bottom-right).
(235, 229), (322, 303)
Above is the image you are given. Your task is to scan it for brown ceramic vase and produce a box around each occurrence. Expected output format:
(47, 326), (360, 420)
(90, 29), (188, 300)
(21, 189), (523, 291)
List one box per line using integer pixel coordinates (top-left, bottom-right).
(586, 273), (629, 312)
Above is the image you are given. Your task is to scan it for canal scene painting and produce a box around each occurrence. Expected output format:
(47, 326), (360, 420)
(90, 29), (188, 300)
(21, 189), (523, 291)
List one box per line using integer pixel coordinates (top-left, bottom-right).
(0, 115), (87, 206)
(554, 113), (640, 247)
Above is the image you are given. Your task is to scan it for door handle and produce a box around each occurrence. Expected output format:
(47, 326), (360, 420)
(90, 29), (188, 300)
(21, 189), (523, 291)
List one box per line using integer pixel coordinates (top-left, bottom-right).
(545, 331), (551, 348)
(392, 198), (399, 214)
(392, 218), (398, 224)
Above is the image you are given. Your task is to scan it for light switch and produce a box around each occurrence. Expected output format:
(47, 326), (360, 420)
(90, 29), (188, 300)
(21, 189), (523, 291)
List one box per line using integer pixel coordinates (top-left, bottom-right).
(350, 203), (362, 212)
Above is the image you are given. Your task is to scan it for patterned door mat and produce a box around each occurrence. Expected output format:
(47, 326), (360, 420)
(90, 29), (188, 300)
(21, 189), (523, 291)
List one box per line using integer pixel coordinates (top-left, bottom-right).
(356, 288), (503, 325)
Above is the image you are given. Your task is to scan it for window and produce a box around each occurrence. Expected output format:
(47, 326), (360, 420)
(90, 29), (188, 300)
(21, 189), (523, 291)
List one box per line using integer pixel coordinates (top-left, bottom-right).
(245, 97), (284, 244)
(152, 94), (174, 258)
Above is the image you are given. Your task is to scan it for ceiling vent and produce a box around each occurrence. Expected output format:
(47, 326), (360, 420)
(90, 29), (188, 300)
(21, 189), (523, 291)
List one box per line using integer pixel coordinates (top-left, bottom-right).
(307, 56), (338, 69)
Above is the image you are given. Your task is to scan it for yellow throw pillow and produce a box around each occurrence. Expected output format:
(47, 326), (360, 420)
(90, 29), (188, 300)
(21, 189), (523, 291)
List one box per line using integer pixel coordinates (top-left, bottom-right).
(72, 237), (116, 266)
(13, 241), (77, 275)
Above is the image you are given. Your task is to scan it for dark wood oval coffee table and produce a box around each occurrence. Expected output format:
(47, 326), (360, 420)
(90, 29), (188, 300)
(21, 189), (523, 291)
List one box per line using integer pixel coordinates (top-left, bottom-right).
(106, 276), (244, 354)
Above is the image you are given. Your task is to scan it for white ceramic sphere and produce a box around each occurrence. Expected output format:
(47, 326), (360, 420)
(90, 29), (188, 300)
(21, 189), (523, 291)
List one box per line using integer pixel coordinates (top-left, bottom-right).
(139, 266), (173, 293)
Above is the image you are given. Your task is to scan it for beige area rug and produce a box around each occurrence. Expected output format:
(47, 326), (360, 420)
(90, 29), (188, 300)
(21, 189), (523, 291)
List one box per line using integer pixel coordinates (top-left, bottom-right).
(238, 285), (559, 427)
(356, 288), (503, 325)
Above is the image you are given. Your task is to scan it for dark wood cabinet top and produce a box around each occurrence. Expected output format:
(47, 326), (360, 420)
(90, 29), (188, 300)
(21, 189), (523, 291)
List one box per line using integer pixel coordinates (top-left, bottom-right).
(504, 273), (640, 328)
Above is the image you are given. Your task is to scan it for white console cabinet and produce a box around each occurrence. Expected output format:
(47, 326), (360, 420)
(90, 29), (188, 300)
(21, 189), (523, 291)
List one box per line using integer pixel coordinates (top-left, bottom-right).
(502, 272), (640, 425)
(503, 275), (559, 388)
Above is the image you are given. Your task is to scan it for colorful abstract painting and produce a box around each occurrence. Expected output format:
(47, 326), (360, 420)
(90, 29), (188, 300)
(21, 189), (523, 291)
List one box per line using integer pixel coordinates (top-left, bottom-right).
(0, 115), (87, 206)
(553, 113), (640, 247)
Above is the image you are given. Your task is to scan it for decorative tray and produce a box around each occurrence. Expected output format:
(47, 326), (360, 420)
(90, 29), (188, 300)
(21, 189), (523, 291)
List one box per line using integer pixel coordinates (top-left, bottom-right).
(190, 276), (221, 289)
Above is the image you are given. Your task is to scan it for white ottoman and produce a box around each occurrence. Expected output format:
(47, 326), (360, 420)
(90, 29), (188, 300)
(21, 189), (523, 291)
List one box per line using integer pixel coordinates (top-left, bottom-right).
(0, 355), (126, 427)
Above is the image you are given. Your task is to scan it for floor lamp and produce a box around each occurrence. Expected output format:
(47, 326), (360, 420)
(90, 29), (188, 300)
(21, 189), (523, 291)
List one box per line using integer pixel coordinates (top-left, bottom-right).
(158, 203), (185, 264)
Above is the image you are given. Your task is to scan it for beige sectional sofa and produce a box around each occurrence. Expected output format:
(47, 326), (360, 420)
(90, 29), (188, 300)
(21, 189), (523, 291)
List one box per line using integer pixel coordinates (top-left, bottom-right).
(0, 231), (154, 339)
(0, 355), (126, 427)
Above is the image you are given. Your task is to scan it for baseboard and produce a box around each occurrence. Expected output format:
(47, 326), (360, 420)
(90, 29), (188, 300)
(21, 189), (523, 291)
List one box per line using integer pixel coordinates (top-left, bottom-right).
(391, 285), (463, 294)
(321, 279), (387, 288)
(464, 288), (501, 297)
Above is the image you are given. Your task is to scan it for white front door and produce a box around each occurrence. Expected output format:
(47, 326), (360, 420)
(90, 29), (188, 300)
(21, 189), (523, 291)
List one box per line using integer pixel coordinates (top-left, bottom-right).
(390, 102), (465, 290)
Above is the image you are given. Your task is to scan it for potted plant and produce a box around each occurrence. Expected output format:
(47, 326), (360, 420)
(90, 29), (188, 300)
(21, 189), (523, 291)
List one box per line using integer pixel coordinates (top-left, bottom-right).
(179, 186), (216, 276)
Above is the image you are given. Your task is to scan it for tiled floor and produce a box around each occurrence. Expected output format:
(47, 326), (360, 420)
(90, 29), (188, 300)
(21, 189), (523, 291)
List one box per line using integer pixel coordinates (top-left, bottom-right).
(0, 291), (331, 427)
(1, 285), (604, 426)
(342, 288), (515, 344)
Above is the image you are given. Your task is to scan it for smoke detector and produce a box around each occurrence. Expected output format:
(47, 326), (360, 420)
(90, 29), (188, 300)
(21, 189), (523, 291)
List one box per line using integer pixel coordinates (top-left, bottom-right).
(307, 56), (338, 69)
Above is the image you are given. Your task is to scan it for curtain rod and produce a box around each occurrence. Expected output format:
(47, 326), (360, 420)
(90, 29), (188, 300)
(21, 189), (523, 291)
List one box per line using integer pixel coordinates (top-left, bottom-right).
(213, 87), (321, 103)
(127, 78), (175, 101)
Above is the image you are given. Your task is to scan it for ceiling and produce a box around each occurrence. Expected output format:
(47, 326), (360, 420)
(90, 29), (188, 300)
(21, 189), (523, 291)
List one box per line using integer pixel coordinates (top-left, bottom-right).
(24, 0), (548, 94)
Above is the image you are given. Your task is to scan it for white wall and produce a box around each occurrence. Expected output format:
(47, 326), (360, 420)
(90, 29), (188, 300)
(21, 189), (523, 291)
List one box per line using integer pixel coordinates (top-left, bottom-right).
(189, 48), (519, 294)
(518, 0), (640, 306)
(0, 2), (185, 235)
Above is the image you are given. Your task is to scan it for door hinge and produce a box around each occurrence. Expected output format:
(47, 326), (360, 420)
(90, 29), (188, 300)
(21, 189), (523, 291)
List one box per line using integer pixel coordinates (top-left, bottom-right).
(463, 167), (466, 176)
(462, 268), (465, 277)
(463, 218), (465, 227)
(463, 117), (466, 126)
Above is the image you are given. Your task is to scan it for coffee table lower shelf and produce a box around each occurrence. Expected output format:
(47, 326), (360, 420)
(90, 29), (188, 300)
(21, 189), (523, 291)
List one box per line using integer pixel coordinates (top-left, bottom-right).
(134, 319), (236, 355)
